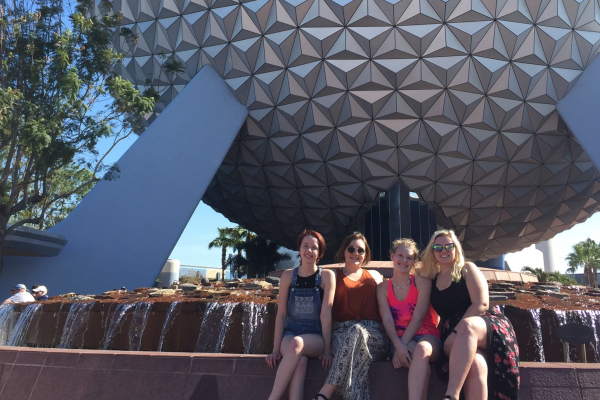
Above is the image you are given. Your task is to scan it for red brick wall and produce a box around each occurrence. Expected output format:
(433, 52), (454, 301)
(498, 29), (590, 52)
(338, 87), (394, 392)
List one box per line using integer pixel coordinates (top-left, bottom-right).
(0, 347), (596, 400)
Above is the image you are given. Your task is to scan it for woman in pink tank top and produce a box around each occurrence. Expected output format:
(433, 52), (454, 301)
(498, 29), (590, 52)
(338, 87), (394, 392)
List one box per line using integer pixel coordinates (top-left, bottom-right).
(377, 238), (442, 400)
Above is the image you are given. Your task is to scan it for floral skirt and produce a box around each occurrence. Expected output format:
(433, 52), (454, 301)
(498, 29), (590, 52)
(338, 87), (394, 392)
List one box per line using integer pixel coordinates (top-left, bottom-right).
(326, 319), (389, 400)
(437, 310), (520, 400)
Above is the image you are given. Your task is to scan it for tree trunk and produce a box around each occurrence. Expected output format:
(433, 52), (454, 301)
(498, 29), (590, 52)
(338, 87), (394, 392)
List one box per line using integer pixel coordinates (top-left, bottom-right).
(0, 214), (8, 277)
(221, 246), (226, 281)
(584, 267), (592, 287)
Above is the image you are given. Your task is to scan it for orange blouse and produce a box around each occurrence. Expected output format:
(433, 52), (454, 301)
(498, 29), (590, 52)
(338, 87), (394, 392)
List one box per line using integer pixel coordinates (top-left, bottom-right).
(332, 268), (381, 323)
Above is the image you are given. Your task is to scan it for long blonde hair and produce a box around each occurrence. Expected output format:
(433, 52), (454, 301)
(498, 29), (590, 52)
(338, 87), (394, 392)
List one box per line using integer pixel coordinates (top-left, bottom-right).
(389, 238), (419, 275)
(420, 229), (465, 282)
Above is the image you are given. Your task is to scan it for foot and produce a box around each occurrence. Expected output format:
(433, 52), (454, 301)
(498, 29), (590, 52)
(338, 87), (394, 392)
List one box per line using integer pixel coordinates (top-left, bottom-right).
(443, 396), (457, 400)
(313, 394), (329, 400)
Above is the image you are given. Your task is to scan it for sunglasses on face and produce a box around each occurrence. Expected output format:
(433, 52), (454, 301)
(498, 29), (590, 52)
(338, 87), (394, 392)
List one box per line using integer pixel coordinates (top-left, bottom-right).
(347, 245), (365, 255)
(432, 243), (455, 252)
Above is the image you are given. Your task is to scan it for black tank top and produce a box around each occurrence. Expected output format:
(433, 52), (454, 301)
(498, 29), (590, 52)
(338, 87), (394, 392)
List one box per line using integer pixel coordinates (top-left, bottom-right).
(430, 276), (471, 334)
(292, 270), (324, 300)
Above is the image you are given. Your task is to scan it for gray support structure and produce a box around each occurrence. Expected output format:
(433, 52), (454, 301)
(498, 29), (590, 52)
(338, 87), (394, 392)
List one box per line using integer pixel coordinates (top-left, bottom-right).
(0, 66), (248, 295)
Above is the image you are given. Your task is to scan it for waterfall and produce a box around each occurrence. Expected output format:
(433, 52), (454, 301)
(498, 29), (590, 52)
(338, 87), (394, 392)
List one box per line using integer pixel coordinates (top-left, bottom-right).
(529, 309), (545, 362)
(0, 305), (17, 345)
(215, 303), (236, 353)
(242, 302), (267, 354)
(102, 303), (135, 350)
(195, 302), (218, 352)
(128, 302), (152, 351)
(7, 303), (43, 347)
(158, 302), (181, 352)
(58, 302), (96, 349)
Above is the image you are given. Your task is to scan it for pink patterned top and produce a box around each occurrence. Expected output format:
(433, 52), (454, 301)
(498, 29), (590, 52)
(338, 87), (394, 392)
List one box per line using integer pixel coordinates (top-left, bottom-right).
(387, 275), (440, 338)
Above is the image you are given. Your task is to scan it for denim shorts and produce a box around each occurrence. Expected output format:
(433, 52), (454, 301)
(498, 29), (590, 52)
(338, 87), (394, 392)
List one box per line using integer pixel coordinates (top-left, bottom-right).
(283, 318), (322, 337)
(388, 334), (443, 359)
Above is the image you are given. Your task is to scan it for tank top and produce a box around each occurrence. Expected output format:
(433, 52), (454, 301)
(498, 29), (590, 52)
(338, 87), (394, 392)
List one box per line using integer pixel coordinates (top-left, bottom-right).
(293, 269), (324, 301)
(332, 268), (381, 323)
(387, 275), (440, 338)
(430, 275), (472, 338)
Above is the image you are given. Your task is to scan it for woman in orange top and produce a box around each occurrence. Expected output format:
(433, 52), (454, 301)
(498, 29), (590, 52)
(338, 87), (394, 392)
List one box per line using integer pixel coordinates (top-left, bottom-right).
(313, 232), (389, 400)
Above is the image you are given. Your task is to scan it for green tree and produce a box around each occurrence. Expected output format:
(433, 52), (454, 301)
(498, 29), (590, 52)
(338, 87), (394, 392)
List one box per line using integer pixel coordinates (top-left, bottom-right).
(565, 238), (600, 288)
(521, 266), (550, 283)
(233, 236), (291, 278)
(0, 0), (156, 271)
(208, 227), (239, 281)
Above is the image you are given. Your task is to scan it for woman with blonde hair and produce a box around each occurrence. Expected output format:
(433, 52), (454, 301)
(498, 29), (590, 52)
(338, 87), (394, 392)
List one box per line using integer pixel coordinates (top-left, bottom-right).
(377, 238), (441, 400)
(312, 232), (388, 400)
(421, 229), (519, 400)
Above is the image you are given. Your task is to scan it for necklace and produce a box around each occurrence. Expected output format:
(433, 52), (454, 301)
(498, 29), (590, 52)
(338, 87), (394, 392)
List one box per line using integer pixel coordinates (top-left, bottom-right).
(391, 278), (411, 290)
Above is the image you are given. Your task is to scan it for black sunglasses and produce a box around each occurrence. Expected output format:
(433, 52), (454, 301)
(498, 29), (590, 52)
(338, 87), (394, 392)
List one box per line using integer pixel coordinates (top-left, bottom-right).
(347, 245), (365, 255)
(432, 243), (455, 252)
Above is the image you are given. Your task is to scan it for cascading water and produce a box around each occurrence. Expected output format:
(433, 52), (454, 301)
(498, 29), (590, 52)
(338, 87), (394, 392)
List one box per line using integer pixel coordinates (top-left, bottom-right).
(195, 302), (237, 353)
(158, 301), (181, 352)
(529, 309), (545, 362)
(7, 303), (43, 347)
(214, 303), (236, 353)
(195, 302), (218, 352)
(128, 302), (152, 351)
(58, 302), (96, 349)
(102, 303), (135, 350)
(0, 305), (17, 345)
(242, 302), (267, 354)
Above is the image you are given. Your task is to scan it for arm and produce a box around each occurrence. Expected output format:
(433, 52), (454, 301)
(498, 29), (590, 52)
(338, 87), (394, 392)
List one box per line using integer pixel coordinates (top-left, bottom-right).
(1, 299), (11, 305)
(462, 262), (489, 318)
(266, 269), (292, 368)
(377, 281), (410, 369)
(319, 269), (336, 368)
(399, 275), (432, 345)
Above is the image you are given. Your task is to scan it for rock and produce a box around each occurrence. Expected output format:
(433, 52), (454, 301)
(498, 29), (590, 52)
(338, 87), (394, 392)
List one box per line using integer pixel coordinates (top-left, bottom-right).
(211, 290), (231, 297)
(491, 282), (515, 289)
(271, 288), (279, 295)
(537, 290), (569, 299)
(148, 289), (176, 297)
(585, 291), (600, 297)
(489, 295), (509, 301)
(242, 283), (263, 290)
(69, 295), (94, 301)
(230, 278), (242, 283)
(179, 284), (198, 292)
(225, 282), (239, 288)
(517, 289), (536, 294)
(533, 285), (560, 292)
(201, 278), (211, 287)
(490, 291), (516, 299)
(265, 276), (281, 285)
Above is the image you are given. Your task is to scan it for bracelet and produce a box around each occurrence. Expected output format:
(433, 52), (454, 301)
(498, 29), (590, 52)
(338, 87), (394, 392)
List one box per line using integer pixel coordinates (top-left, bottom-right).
(452, 329), (457, 334)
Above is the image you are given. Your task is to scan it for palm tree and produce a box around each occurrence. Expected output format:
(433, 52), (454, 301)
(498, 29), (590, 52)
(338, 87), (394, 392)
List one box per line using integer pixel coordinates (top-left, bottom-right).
(565, 238), (600, 288)
(521, 266), (550, 283)
(235, 236), (291, 278)
(208, 228), (238, 281)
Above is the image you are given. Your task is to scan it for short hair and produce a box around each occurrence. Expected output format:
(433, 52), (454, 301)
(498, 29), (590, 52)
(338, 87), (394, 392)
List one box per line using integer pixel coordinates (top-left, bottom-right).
(334, 232), (371, 266)
(420, 229), (465, 282)
(296, 229), (326, 261)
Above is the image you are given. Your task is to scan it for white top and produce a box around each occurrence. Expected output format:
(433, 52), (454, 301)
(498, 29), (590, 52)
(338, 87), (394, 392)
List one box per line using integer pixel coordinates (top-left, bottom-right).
(6, 291), (35, 303)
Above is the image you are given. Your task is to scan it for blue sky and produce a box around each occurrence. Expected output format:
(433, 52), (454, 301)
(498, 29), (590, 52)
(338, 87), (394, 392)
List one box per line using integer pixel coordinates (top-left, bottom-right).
(98, 133), (600, 273)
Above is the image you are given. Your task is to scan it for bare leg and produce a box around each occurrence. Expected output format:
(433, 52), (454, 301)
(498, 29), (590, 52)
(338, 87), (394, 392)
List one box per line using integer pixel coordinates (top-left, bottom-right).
(463, 350), (487, 400)
(288, 355), (308, 400)
(407, 338), (441, 400)
(445, 317), (488, 399)
(267, 334), (324, 400)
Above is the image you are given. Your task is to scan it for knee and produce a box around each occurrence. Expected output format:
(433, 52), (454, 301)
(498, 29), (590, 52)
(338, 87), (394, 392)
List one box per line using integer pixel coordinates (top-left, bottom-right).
(285, 336), (305, 354)
(456, 317), (484, 338)
(413, 341), (433, 360)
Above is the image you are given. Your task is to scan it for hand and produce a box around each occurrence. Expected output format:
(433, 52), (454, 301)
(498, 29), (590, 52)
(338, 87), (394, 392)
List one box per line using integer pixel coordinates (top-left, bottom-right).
(319, 352), (333, 369)
(392, 343), (412, 369)
(266, 351), (281, 368)
(444, 332), (456, 356)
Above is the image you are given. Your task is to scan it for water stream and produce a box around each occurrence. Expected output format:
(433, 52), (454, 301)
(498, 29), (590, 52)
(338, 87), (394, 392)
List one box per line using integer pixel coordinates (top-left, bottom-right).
(242, 302), (267, 354)
(0, 305), (17, 345)
(7, 303), (43, 347)
(58, 302), (96, 349)
(529, 309), (545, 362)
(102, 303), (135, 350)
(158, 302), (181, 352)
(128, 302), (153, 351)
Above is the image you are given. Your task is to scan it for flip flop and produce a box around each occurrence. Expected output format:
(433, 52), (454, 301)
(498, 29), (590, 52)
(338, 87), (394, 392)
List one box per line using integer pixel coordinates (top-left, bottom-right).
(313, 394), (329, 400)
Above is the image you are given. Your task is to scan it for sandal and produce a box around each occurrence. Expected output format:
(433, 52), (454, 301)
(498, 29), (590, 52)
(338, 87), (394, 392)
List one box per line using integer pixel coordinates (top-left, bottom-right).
(313, 395), (329, 400)
(443, 396), (457, 400)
